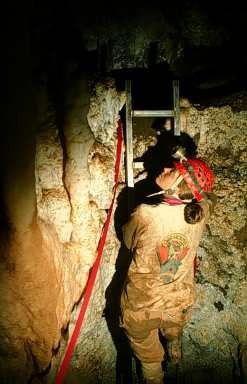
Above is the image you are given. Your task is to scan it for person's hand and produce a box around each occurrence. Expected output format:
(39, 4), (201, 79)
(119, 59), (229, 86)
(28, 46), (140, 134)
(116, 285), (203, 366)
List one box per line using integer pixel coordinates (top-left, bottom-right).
(168, 336), (182, 364)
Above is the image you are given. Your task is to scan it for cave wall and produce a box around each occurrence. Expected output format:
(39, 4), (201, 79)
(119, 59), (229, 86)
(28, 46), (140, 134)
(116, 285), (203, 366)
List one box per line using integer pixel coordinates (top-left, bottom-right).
(0, 12), (52, 382)
(2, 22), (126, 380)
(173, 102), (247, 381)
(1, 65), (247, 382)
(1, 3), (247, 382)
(34, 78), (125, 383)
(2, 40), (247, 380)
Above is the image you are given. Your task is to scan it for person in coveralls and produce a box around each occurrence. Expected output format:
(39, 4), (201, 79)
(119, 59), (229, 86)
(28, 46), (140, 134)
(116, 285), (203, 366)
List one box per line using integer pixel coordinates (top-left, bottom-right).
(120, 147), (216, 384)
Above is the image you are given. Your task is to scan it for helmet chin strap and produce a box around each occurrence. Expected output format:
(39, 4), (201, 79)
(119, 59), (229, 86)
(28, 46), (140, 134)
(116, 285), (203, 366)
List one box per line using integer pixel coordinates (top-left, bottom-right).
(147, 175), (184, 198)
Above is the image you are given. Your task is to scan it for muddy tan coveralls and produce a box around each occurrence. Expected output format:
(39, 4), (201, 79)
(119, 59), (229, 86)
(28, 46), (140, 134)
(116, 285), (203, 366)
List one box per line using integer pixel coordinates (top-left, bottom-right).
(120, 200), (210, 383)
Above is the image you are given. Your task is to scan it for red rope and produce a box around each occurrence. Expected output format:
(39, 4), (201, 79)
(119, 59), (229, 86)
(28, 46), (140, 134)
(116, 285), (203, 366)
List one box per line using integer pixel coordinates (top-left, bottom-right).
(55, 119), (123, 384)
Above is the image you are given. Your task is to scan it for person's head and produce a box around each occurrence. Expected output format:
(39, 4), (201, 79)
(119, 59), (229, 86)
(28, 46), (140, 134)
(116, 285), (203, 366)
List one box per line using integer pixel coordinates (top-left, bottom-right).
(176, 158), (215, 224)
(155, 158), (215, 224)
(174, 158), (215, 202)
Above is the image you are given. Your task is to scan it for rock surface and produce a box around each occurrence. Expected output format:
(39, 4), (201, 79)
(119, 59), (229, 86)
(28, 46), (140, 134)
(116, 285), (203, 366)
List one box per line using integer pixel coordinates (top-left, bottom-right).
(1, 4), (247, 381)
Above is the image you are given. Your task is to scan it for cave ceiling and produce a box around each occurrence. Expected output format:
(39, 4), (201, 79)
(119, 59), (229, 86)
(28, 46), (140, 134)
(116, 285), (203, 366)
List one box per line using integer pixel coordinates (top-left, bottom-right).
(31, 0), (247, 106)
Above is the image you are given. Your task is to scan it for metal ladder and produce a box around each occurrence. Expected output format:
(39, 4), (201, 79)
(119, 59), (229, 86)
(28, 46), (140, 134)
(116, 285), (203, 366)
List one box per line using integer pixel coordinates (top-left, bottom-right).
(125, 79), (181, 188)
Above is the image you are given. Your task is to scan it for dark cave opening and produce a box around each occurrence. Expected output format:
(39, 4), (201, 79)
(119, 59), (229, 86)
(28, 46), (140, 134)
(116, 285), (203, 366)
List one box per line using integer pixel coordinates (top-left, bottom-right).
(111, 60), (247, 111)
(113, 66), (174, 110)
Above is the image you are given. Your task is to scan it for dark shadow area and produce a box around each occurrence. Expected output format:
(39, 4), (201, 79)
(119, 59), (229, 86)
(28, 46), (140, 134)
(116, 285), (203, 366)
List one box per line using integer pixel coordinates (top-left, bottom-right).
(137, 120), (198, 179)
(104, 120), (198, 383)
(113, 66), (174, 110)
(0, 185), (11, 263)
(104, 243), (135, 383)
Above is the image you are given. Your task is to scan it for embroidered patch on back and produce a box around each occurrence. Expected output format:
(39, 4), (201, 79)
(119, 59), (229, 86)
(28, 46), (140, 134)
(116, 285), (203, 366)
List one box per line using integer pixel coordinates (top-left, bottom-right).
(160, 233), (189, 262)
(158, 233), (189, 283)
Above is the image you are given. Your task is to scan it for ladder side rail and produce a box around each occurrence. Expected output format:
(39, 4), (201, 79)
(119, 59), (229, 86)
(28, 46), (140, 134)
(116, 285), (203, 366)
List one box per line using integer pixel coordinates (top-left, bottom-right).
(173, 79), (180, 136)
(125, 80), (134, 188)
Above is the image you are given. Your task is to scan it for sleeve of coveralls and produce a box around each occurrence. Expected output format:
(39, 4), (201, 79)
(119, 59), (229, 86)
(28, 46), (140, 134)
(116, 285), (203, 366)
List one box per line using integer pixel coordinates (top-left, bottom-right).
(122, 207), (143, 250)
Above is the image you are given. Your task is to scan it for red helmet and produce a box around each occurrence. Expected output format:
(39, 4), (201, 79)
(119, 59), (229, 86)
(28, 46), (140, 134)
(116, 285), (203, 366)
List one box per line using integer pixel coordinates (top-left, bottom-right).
(174, 158), (215, 201)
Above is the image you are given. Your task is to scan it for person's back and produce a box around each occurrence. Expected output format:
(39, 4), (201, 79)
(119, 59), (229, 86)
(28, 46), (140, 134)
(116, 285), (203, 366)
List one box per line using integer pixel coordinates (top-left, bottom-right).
(120, 156), (216, 384)
(121, 199), (210, 317)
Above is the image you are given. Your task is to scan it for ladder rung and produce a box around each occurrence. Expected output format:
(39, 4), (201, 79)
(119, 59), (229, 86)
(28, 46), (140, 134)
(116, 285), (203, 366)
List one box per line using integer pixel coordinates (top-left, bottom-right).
(133, 161), (144, 169)
(132, 110), (174, 117)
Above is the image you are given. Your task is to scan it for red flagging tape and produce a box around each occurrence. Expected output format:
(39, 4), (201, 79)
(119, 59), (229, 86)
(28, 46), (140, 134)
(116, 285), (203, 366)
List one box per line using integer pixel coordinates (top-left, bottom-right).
(55, 120), (123, 384)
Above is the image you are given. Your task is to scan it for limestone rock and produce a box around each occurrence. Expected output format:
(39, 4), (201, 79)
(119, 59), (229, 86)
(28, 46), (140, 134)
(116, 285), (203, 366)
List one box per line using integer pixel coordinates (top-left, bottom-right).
(87, 78), (126, 145)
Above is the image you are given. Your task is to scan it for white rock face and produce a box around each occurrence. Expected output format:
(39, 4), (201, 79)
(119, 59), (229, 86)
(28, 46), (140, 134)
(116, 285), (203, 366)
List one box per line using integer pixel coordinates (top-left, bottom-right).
(87, 78), (126, 145)
(35, 109), (73, 243)
(34, 78), (125, 382)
